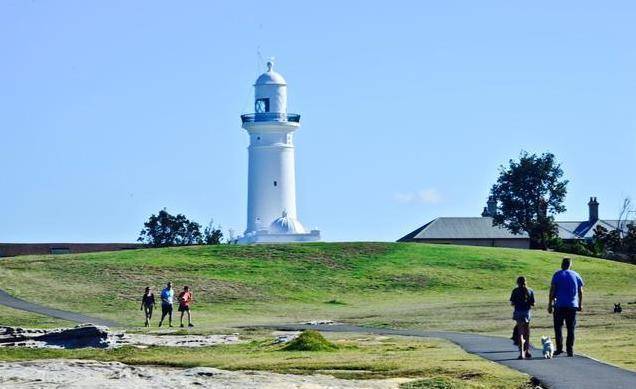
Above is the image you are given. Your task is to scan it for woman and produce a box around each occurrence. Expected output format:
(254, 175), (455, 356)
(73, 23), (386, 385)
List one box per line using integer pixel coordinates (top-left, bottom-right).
(178, 285), (194, 328)
(510, 276), (535, 359)
(140, 286), (156, 327)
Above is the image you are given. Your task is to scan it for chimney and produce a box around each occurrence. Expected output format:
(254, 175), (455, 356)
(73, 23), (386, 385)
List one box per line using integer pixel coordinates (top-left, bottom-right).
(482, 196), (497, 217)
(487, 196), (497, 216)
(588, 197), (599, 222)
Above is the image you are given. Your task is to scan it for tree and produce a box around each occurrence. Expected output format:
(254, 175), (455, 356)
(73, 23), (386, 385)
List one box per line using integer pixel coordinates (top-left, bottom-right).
(617, 197), (634, 239)
(203, 220), (224, 245)
(591, 224), (609, 254)
(490, 151), (568, 249)
(138, 208), (203, 247)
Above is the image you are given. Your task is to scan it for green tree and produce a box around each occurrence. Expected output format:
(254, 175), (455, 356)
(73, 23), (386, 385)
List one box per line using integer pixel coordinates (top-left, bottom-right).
(138, 208), (203, 247)
(490, 152), (568, 249)
(203, 220), (224, 245)
(622, 224), (636, 254)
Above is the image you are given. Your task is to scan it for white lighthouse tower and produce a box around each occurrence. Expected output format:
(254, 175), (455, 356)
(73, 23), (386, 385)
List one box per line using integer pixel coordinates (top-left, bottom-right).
(237, 60), (320, 244)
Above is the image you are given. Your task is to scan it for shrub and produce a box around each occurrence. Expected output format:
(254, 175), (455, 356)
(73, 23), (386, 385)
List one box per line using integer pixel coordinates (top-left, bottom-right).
(281, 330), (338, 352)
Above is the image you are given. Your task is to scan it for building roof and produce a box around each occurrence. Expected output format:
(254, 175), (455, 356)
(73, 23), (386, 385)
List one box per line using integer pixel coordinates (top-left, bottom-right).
(255, 61), (287, 85)
(269, 212), (306, 234)
(398, 217), (529, 241)
(399, 216), (632, 243)
(556, 219), (627, 240)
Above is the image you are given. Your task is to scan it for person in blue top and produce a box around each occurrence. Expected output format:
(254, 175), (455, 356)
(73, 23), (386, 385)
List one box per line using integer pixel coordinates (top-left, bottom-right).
(548, 257), (584, 357)
(158, 281), (174, 327)
(510, 276), (535, 359)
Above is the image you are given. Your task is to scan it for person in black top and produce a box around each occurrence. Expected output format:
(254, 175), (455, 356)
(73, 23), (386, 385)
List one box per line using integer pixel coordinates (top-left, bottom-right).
(140, 286), (156, 327)
(510, 276), (535, 359)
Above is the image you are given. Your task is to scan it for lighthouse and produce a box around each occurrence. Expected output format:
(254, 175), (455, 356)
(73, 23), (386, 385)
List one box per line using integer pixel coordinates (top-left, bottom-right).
(237, 61), (320, 244)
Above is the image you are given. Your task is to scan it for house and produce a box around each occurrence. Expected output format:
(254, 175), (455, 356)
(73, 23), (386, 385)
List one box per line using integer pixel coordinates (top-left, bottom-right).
(397, 216), (531, 249)
(398, 197), (629, 249)
(556, 197), (632, 242)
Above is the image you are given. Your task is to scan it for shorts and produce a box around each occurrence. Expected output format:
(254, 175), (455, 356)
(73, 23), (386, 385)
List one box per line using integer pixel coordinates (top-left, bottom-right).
(178, 304), (190, 312)
(162, 303), (173, 315)
(513, 309), (531, 323)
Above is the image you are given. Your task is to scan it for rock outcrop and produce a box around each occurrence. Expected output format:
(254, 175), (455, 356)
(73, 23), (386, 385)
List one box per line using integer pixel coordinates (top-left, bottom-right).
(0, 324), (111, 348)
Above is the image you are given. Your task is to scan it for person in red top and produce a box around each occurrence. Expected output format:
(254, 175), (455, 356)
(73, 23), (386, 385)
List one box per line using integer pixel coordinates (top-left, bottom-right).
(178, 285), (194, 327)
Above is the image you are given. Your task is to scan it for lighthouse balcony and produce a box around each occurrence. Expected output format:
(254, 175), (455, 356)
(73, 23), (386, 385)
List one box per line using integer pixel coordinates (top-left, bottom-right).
(241, 113), (301, 124)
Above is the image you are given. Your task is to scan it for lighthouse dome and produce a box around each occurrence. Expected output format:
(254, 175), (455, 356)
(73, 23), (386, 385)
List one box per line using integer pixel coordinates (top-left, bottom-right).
(255, 61), (286, 85)
(269, 211), (306, 234)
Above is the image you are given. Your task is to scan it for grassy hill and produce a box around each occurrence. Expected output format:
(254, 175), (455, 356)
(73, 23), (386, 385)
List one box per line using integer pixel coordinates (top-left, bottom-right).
(0, 242), (634, 369)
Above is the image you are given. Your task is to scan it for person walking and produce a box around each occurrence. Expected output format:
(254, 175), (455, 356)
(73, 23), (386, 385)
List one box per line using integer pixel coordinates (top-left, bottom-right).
(158, 282), (174, 327)
(548, 257), (584, 357)
(140, 286), (155, 327)
(178, 285), (194, 328)
(510, 276), (535, 359)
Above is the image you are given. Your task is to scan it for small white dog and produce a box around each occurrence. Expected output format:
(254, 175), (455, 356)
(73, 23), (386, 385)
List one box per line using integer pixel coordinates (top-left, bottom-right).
(541, 336), (554, 359)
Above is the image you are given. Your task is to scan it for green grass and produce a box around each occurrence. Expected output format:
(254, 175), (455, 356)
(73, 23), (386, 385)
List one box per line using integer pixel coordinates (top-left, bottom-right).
(0, 242), (634, 370)
(0, 305), (74, 328)
(281, 330), (338, 351)
(0, 332), (532, 388)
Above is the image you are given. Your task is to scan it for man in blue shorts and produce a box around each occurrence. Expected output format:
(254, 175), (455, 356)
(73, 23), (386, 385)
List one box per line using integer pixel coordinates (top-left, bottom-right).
(548, 257), (584, 357)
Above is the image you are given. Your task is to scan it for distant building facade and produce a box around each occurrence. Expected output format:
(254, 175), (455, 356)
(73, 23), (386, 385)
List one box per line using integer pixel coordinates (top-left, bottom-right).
(0, 243), (144, 258)
(398, 197), (629, 249)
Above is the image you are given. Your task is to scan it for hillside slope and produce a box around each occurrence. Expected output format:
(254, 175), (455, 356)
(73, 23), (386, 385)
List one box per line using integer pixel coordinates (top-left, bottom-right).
(0, 242), (634, 368)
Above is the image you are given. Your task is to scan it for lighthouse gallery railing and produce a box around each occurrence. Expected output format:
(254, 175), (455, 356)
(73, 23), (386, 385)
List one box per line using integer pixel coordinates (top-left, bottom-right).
(241, 113), (301, 124)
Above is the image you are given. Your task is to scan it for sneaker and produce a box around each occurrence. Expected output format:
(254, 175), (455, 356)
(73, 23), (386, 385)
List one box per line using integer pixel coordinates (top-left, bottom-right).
(517, 355), (524, 360)
(188, 323), (194, 327)
(525, 352), (532, 359)
(180, 324), (184, 328)
(567, 352), (574, 357)
(553, 350), (563, 356)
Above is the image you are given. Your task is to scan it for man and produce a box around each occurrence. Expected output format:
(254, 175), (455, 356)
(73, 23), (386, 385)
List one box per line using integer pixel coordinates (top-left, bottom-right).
(178, 285), (194, 328)
(158, 281), (174, 327)
(548, 257), (584, 357)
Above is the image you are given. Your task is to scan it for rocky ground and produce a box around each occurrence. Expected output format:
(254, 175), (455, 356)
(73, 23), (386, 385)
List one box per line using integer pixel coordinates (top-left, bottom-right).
(0, 359), (410, 389)
(0, 325), (242, 348)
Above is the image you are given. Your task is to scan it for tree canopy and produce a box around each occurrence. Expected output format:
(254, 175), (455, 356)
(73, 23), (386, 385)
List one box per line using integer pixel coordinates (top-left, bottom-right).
(137, 209), (203, 247)
(490, 151), (568, 249)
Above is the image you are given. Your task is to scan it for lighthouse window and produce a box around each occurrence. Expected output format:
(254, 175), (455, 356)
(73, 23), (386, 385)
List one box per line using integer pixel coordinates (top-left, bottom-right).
(255, 98), (270, 113)
(273, 180), (278, 187)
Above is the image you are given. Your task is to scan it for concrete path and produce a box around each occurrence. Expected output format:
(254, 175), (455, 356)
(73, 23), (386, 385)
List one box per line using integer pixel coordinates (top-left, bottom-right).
(0, 289), (119, 327)
(268, 324), (636, 389)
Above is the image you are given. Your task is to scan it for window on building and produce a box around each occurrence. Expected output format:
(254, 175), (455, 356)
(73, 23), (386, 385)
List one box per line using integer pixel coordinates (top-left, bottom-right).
(255, 98), (270, 113)
(273, 180), (278, 187)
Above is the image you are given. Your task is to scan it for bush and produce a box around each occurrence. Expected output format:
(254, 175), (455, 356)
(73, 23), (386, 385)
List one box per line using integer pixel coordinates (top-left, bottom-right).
(281, 330), (338, 352)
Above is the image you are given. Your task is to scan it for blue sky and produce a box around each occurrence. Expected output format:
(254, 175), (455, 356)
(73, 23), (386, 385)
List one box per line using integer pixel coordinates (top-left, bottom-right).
(1, 1), (635, 243)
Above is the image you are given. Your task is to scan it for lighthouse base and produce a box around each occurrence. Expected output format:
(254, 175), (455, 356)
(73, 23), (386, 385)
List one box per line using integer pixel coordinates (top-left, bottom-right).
(237, 229), (321, 245)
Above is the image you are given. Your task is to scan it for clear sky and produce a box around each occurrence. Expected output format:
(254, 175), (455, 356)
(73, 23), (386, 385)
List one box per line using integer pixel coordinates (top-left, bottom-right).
(1, 1), (635, 243)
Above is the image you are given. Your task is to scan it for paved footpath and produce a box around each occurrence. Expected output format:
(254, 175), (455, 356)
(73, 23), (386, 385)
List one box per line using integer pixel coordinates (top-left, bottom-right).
(1, 288), (634, 389)
(269, 324), (636, 389)
(0, 289), (118, 327)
